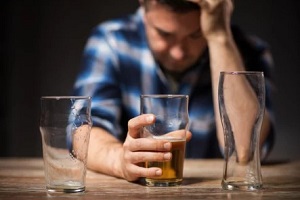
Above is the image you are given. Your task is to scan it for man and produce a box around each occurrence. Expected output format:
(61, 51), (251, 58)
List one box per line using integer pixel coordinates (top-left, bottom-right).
(73, 0), (275, 182)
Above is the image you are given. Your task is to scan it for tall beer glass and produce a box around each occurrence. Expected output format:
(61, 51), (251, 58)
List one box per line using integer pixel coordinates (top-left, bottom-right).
(218, 71), (265, 190)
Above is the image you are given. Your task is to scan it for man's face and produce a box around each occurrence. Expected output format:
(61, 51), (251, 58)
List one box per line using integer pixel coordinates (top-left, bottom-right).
(143, 2), (207, 73)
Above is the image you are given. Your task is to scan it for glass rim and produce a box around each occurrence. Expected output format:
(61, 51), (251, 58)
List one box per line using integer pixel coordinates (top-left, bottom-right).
(141, 94), (189, 99)
(41, 96), (91, 100)
(220, 71), (264, 75)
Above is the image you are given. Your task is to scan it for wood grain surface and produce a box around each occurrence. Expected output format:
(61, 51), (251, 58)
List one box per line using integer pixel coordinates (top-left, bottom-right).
(0, 158), (299, 199)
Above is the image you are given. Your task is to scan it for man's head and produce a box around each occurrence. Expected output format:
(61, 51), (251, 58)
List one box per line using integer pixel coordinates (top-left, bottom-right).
(140, 0), (207, 75)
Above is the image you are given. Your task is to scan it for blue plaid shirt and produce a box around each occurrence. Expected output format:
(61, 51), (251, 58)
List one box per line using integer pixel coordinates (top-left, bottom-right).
(73, 8), (275, 158)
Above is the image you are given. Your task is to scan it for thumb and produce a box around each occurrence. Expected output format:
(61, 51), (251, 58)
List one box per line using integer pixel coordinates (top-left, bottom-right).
(127, 114), (155, 139)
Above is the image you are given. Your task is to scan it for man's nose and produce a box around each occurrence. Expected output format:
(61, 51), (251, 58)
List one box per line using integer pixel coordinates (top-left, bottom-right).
(170, 44), (185, 60)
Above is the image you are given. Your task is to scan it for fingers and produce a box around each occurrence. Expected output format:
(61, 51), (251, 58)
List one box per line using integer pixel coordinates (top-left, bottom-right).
(126, 164), (163, 181)
(186, 130), (192, 142)
(126, 137), (171, 152)
(126, 151), (172, 164)
(128, 114), (155, 138)
(124, 115), (192, 182)
(186, 0), (233, 9)
(122, 138), (172, 181)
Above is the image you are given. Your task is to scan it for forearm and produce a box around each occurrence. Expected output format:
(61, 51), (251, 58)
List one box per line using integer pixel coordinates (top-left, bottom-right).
(208, 35), (245, 149)
(87, 127), (124, 178)
(208, 35), (271, 150)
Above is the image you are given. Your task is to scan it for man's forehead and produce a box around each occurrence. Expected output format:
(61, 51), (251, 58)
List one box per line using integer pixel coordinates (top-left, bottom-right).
(146, 10), (201, 36)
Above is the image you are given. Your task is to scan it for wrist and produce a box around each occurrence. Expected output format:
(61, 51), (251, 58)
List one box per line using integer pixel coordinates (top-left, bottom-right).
(206, 31), (234, 45)
(111, 144), (125, 179)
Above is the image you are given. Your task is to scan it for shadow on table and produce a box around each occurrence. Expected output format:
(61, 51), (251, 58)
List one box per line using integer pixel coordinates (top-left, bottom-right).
(183, 177), (220, 185)
(137, 177), (219, 186)
(261, 159), (290, 166)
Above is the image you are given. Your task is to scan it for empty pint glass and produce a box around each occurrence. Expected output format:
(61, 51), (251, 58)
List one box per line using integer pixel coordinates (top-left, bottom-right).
(218, 71), (265, 190)
(40, 96), (92, 193)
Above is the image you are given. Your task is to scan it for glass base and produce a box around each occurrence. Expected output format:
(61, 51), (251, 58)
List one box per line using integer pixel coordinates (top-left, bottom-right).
(145, 178), (182, 187)
(46, 181), (85, 193)
(222, 180), (262, 191)
(47, 187), (85, 193)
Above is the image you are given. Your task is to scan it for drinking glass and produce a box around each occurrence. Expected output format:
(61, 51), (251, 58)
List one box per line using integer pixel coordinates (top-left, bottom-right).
(218, 71), (265, 190)
(140, 94), (189, 186)
(40, 96), (92, 193)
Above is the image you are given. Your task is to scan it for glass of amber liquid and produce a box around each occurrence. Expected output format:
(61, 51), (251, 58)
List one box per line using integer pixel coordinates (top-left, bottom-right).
(140, 94), (189, 187)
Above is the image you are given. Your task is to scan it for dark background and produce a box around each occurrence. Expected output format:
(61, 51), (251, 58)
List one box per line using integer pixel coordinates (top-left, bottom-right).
(2, 0), (300, 160)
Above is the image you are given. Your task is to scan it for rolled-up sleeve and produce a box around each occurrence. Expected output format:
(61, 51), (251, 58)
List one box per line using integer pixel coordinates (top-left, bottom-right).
(73, 25), (123, 139)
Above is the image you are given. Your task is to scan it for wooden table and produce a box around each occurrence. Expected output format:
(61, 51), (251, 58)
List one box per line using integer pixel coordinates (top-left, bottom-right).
(0, 158), (299, 199)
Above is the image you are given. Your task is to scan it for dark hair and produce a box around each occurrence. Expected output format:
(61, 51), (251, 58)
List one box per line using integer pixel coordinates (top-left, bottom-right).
(143, 0), (199, 13)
